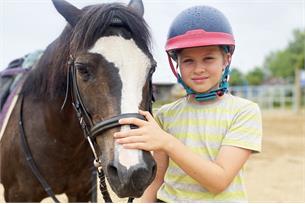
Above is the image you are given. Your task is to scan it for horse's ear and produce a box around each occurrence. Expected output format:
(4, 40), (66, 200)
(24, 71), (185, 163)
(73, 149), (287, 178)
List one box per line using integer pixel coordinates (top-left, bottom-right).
(128, 0), (144, 17)
(52, 0), (82, 27)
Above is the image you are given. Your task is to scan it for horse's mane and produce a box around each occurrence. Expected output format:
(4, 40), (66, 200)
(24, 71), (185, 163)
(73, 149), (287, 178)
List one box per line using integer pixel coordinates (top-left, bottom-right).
(21, 3), (151, 101)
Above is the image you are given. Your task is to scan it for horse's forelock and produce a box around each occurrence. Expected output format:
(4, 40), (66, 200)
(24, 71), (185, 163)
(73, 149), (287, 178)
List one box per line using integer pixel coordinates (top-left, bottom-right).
(70, 3), (151, 54)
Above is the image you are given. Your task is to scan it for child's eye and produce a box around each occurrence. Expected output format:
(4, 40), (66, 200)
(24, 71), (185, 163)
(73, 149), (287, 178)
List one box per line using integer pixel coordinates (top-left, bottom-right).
(182, 59), (193, 64)
(204, 57), (215, 61)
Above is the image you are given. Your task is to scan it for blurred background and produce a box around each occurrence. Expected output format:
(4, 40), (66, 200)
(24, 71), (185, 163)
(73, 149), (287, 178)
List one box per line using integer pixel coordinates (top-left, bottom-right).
(0, 0), (304, 202)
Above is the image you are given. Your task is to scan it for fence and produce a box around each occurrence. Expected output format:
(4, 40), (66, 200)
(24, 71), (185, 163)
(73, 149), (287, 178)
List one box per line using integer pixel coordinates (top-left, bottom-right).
(229, 84), (304, 111)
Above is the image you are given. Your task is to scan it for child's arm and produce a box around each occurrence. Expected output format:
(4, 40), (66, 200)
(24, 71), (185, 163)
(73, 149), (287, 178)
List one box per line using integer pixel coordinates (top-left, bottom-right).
(114, 110), (252, 194)
(139, 150), (168, 202)
(164, 138), (251, 194)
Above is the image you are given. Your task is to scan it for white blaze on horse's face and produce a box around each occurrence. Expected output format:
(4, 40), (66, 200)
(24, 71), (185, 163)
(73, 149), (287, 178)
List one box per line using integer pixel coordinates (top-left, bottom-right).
(89, 36), (151, 170)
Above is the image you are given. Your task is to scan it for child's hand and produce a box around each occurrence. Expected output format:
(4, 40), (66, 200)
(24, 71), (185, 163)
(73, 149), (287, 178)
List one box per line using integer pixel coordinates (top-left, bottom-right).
(114, 110), (171, 151)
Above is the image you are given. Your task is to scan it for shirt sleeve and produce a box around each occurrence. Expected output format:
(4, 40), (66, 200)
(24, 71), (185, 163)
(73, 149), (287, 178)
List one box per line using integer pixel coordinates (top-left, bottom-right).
(153, 107), (165, 128)
(222, 102), (262, 153)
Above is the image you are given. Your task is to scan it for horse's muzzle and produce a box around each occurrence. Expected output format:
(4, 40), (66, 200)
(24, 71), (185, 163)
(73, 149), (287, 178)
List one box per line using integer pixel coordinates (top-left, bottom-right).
(106, 149), (157, 198)
(92, 112), (157, 198)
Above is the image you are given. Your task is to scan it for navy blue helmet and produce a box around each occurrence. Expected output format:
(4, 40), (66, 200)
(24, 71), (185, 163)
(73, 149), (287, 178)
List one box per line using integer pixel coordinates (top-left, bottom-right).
(165, 6), (235, 101)
(166, 6), (235, 55)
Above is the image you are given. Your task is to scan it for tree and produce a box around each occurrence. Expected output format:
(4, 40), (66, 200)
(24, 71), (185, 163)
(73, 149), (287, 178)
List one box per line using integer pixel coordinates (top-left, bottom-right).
(287, 29), (305, 69)
(246, 67), (264, 85)
(229, 68), (245, 86)
(264, 29), (305, 81)
(265, 50), (295, 78)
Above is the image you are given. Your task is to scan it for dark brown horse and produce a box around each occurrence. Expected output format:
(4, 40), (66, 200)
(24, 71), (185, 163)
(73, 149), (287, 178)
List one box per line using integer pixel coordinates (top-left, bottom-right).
(0, 0), (157, 202)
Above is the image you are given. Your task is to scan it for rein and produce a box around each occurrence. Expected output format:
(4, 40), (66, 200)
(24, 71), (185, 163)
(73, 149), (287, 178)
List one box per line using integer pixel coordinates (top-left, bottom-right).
(19, 95), (60, 203)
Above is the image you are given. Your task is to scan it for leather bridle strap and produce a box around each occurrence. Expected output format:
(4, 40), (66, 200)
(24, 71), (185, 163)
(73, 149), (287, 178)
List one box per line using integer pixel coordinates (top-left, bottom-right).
(19, 95), (60, 203)
(91, 113), (145, 139)
(67, 56), (145, 203)
(92, 113), (144, 204)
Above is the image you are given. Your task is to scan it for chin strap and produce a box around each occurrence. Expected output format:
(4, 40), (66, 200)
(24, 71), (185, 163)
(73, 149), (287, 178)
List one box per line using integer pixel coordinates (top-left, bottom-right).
(167, 52), (231, 102)
(177, 66), (230, 101)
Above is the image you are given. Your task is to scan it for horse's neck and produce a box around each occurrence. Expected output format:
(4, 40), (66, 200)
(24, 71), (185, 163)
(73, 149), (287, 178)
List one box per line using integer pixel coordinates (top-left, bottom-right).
(21, 96), (91, 167)
(30, 97), (83, 144)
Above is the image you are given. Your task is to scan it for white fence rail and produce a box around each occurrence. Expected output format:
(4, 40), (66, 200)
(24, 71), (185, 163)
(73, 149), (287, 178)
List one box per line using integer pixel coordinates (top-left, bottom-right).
(229, 85), (303, 110)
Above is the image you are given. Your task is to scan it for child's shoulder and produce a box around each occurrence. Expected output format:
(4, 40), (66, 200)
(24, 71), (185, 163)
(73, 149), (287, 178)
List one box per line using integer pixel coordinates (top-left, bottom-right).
(226, 93), (255, 104)
(154, 97), (187, 115)
(224, 94), (260, 112)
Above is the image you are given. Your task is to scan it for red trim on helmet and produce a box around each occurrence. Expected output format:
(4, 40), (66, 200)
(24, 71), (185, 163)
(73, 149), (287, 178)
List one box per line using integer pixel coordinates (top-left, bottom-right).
(166, 29), (235, 52)
(167, 53), (178, 78)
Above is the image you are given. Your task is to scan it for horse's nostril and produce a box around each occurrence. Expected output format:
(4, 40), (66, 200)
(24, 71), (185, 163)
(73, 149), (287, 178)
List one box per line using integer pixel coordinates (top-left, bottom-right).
(131, 168), (148, 191)
(107, 163), (119, 178)
(131, 163), (156, 191)
(105, 161), (157, 198)
(106, 162), (124, 193)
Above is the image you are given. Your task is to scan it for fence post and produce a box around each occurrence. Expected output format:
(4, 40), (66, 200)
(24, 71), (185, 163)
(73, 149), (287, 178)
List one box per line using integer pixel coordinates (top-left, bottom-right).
(294, 68), (301, 112)
(280, 86), (284, 109)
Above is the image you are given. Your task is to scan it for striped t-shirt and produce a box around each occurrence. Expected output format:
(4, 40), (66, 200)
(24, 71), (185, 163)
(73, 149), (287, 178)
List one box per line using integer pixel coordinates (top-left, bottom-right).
(155, 94), (262, 202)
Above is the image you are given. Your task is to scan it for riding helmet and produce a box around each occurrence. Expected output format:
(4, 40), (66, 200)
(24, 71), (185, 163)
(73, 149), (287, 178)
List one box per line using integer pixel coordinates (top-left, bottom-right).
(166, 5), (235, 56)
(165, 6), (235, 101)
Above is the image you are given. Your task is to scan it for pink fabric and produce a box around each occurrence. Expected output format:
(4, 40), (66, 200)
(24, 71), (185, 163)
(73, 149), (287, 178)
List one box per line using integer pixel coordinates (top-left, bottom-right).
(0, 67), (29, 77)
(165, 29), (235, 51)
(0, 68), (29, 131)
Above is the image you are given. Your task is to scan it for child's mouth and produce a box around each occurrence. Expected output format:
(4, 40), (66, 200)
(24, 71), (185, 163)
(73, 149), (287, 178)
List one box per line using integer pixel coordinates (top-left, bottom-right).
(192, 76), (209, 83)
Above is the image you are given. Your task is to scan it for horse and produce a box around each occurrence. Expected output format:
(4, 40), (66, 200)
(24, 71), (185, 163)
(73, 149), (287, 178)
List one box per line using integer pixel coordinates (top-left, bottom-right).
(0, 0), (157, 202)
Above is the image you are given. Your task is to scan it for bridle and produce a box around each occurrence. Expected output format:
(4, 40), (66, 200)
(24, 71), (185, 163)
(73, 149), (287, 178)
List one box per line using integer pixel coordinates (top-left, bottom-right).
(19, 54), (155, 203)
(64, 54), (155, 202)
(65, 55), (146, 164)
(65, 54), (154, 160)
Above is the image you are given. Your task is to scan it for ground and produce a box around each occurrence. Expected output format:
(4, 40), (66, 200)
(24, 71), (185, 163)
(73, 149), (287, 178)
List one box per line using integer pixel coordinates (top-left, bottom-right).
(0, 109), (304, 202)
(245, 110), (305, 202)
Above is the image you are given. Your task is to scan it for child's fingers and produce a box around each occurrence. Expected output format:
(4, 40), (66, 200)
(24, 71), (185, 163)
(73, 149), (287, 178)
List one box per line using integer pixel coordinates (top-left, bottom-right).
(113, 129), (141, 138)
(122, 143), (148, 150)
(118, 117), (146, 127)
(139, 110), (154, 122)
(115, 135), (146, 144)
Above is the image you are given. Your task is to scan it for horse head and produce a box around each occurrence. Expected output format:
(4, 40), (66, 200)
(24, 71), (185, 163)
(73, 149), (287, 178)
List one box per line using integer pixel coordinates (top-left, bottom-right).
(52, 0), (157, 198)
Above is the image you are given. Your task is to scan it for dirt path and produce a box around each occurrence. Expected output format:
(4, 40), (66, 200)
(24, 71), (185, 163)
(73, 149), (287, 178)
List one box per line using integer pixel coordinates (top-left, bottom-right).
(1, 110), (304, 202)
(245, 110), (305, 202)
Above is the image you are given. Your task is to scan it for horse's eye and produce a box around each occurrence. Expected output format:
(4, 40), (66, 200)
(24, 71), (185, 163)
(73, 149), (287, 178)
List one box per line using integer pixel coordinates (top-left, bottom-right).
(75, 63), (91, 80)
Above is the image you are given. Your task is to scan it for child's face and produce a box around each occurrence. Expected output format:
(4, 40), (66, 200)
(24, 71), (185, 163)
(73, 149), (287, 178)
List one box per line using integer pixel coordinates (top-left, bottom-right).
(178, 46), (230, 93)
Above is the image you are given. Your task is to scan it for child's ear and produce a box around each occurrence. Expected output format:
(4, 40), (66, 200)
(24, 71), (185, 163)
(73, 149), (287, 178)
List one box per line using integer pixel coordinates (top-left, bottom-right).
(223, 53), (232, 68)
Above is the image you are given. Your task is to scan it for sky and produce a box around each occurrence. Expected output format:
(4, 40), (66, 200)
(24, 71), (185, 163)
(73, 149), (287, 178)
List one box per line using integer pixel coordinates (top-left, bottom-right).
(0, 0), (304, 83)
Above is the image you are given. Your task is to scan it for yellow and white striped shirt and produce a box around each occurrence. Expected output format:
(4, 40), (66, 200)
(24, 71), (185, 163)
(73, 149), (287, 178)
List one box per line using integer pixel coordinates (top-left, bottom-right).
(155, 94), (262, 202)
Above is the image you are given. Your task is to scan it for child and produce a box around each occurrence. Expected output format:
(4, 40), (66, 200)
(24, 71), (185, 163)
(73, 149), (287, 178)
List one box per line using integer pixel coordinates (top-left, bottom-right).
(114, 5), (262, 202)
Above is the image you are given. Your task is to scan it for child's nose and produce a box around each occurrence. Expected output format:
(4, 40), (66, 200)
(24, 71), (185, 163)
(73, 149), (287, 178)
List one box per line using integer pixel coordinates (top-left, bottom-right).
(194, 63), (206, 74)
